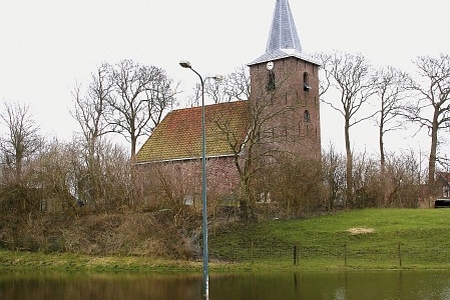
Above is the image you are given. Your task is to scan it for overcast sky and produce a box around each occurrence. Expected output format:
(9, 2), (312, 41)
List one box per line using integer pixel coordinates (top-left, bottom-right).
(1, 0), (449, 154)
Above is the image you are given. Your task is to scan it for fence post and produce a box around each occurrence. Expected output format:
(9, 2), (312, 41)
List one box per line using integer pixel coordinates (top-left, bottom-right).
(251, 240), (254, 265)
(344, 243), (347, 267)
(293, 245), (297, 265)
(398, 242), (402, 268)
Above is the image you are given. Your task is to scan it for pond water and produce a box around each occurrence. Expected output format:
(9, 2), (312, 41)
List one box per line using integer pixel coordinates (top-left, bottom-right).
(1, 270), (450, 299)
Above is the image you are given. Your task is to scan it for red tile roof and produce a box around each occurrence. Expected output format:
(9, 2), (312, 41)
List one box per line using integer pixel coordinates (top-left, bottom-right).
(136, 101), (250, 163)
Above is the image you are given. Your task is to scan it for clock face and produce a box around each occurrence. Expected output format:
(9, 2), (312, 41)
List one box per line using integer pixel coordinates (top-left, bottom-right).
(266, 61), (274, 70)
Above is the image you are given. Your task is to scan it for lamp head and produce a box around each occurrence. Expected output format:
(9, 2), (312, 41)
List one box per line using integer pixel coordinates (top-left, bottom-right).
(212, 75), (224, 81)
(179, 60), (192, 69)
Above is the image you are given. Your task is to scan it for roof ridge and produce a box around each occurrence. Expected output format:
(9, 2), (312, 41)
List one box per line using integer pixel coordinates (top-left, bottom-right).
(172, 99), (247, 112)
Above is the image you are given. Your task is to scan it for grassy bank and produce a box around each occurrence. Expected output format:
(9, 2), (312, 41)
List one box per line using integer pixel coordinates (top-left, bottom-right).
(2, 208), (450, 272)
(0, 250), (204, 273)
(210, 208), (450, 270)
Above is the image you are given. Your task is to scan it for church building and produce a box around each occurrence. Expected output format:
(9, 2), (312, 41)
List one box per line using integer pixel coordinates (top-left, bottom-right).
(135, 0), (321, 206)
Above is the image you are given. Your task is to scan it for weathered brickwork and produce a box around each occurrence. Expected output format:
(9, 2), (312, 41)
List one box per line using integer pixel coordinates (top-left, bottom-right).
(135, 156), (240, 205)
(249, 57), (321, 160)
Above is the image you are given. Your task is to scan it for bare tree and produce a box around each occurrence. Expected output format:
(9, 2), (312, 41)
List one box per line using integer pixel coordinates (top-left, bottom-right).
(31, 139), (81, 214)
(371, 66), (410, 204)
(71, 63), (113, 207)
(214, 78), (303, 220)
(382, 150), (425, 208)
(270, 155), (324, 218)
(219, 65), (251, 101)
(80, 139), (131, 210)
(352, 150), (380, 208)
(403, 54), (450, 192)
(106, 59), (177, 159)
(312, 52), (332, 99)
(190, 65), (250, 106)
(319, 51), (377, 207)
(373, 66), (410, 171)
(322, 143), (346, 211)
(0, 102), (42, 183)
(72, 63), (112, 148)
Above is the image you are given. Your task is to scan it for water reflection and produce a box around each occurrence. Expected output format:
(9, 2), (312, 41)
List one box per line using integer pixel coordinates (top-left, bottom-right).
(1, 270), (450, 299)
(0, 271), (203, 300)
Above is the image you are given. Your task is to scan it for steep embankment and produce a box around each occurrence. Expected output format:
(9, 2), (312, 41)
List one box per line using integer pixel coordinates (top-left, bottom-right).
(2, 209), (450, 271)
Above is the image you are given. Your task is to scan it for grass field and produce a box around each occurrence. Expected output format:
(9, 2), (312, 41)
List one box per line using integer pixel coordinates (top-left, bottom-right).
(2, 209), (450, 272)
(209, 208), (450, 270)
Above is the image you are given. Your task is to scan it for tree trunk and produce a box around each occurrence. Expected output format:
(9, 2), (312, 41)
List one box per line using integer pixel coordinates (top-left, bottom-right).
(379, 121), (389, 207)
(428, 112), (439, 195)
(239, 178), (255, 222)
(345, 119), (353, 208)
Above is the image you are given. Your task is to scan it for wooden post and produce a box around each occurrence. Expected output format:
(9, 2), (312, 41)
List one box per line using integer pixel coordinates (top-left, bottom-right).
(251, 240), (254, 265)
(344, 243), (347, 267)
(398, 242), (402, 267)
(293, 245), (297, 265)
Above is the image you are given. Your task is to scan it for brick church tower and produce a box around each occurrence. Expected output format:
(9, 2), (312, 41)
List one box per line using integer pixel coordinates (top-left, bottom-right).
(248, 0), (321, 160)
(135, 0), (322, 204)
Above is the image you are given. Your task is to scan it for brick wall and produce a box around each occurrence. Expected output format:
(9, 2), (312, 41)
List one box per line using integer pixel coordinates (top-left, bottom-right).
(249, 57), (321, 160)
(135, 156), (240, 207)
(135, 56), (322, 207)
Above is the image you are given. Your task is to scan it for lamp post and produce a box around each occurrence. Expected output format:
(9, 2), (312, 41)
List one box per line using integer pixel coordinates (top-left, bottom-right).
(179, 60), (222, 299)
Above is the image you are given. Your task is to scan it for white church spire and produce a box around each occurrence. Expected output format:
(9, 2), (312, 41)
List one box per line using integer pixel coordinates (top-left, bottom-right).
(266, 0), (302, 53)
(249, 0), (315, 66)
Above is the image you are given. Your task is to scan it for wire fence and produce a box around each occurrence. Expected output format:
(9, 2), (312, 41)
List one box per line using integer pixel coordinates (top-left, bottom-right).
(209, 239), (445, 268)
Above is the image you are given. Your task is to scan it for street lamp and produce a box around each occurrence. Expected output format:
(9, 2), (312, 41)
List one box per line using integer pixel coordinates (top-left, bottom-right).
(179, 60), (222, 299)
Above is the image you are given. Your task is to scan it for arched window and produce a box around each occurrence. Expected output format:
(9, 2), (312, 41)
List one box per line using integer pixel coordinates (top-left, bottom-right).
(304, 110), (310, 123)
(266, 71), (276, 91)
(303, 72), (311, 91)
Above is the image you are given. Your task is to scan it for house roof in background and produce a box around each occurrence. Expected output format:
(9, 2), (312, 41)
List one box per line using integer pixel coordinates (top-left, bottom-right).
(437, 172), (450, 184)
(135, 101), (250, 163)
